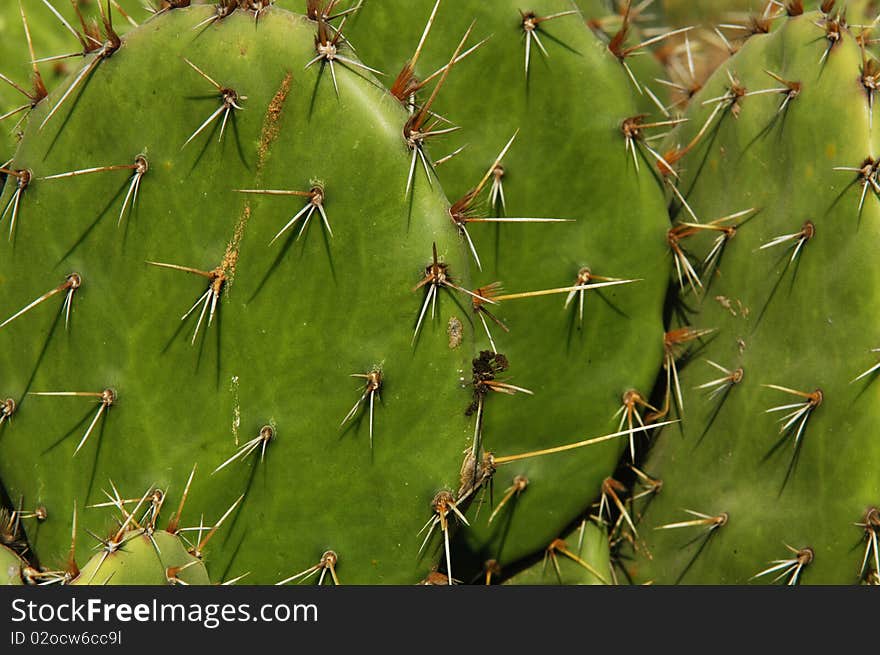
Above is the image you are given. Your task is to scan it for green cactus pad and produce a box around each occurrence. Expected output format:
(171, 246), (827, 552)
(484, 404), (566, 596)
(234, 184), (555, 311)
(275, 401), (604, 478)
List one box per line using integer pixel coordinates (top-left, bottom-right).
(0, 4), (476, 585)
(0, 544), (24, 585)
(72, 530), (210, 585)
(346, 0), (671, 579)
(633, 8), (880, 584)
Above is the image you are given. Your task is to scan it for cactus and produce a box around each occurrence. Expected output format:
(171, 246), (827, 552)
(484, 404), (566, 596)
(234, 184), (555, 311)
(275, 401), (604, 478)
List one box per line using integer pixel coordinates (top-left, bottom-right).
(629, 4), (880, 584)
(0, 0), (689, 586)
(1, 1), (143, 168)
(11, 0), (876, 589)
(344, 0), (674, 580)
(71, 530), (211, 585)
(503, 521), (611, 585)
(1, 545), (24, 585)
(0, 3), (483, 585)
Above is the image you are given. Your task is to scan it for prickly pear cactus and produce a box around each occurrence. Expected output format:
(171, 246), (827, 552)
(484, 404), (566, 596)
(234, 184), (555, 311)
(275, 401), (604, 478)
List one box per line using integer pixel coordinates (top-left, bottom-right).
(1, 1), (143, 166)
(503, 521), (611, 585)
(72, 530), (211, 586)
(1, 545), (24, 585)
(345, 0), (672, 580)
(0, 3), (480, 585)
(633, 4), (880, 584)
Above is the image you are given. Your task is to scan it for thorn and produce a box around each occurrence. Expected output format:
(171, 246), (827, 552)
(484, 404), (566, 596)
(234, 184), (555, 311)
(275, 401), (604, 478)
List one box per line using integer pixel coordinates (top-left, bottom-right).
(191, 0), (237, 30)
(621, 115), (689, 172)
(751, 544), (813, 585)
(493, 419), (678, 465)
(628, 464), (663, 500)
(67, 501), (80, 581)
(598, 477), (639, 541)
(609, 7), (695, 94)
(38, 1), (120, 131)
(0, 272), (82, 331)
(669, 208), (756, 284)
(390, 0), (442, 102)
(815, 9), (846, 65)
(109, 0), (138, 27)
(466, 351), (531, 481)
(0, 168), (32, 239)
(447, 131), (571, 267)
(185, 494), (244, 559)
(182, 59), (247, 148)
(412, 36), (491, 100)
(666, 218), (699, 288)
(862, 55), (880, 130)
(472, 283), (509, 351)
(412, 243), (490, 344)
(834, 158), (879, 216)
(852, 348), (880, 383)
(656, 99), (726, 179)
(613, 389), (656, 462)
(29, 388), (116, 455)
(213, 425), (275, 473)
(163, 465), (195, 536)
(654, 509), (728, 532)
(0, 398), (16, 427)
(341, 369), (382, 449)
(276, 550), (340, 585)
(221, 572), (251, 586)
(545, 538), (610, 585)
(656, 327), (716, 420)
(564, 268), (632, 328)
(145, 260), (226, 345)
(418, 491), (468, 585)
(699, 70), (788, 117)
(487, 475), (528, 524)
(0, 2), (48, 112)
(759, 219), (815, 268)
(520, 9), (580, 78)
(763, 69), (801, 113)
(856, 508), (880, 582)
(307, 13), (383, 99)
(166, 559), (201, 585)
(403, 21), (474, 196)
(763, 384), (823, 449)
(695, 360), (744, 399)
(39, 157), (149, 227)
(307, 0), (364, 23)
(492, 278), (641, 303)
(237, 184), (330, 244)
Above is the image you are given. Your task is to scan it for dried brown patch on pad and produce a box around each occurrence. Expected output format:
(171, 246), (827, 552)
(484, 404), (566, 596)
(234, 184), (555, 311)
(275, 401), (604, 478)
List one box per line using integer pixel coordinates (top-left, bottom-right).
(222, 73), (294, 287)
(257, 72), (293, 175)
(223, 205), (250, 288)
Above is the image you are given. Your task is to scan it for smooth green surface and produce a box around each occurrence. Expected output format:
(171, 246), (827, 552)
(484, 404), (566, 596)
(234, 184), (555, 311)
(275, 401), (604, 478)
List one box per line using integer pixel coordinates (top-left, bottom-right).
(634, 13), (880, 584)
(1, 544), (24, 585)
(346, 0), (670, 579)
(0, 6), (474, 584)
(73, 530), (210, 585)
